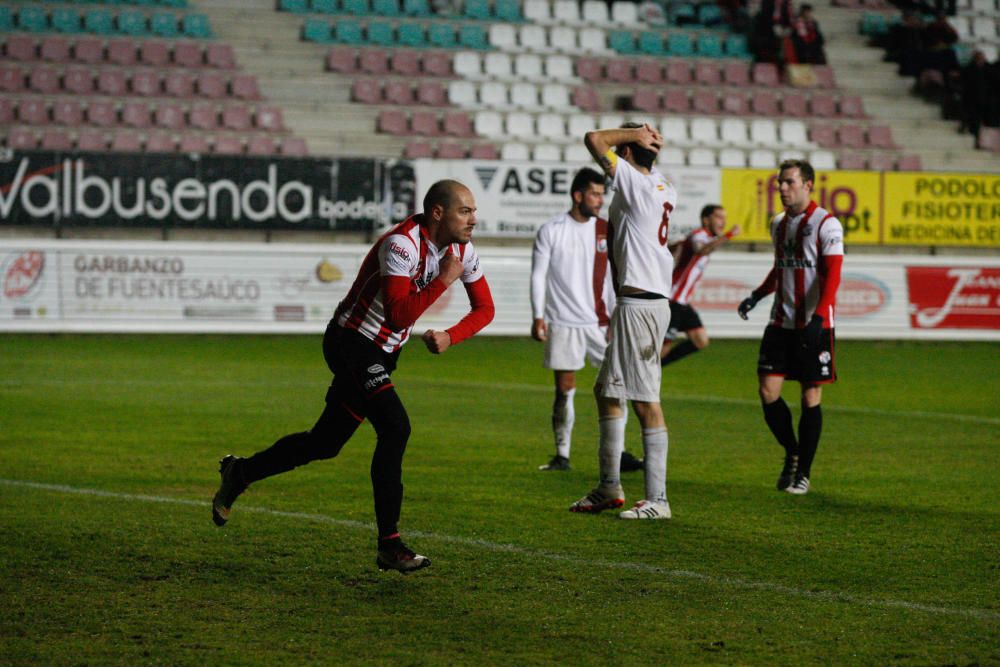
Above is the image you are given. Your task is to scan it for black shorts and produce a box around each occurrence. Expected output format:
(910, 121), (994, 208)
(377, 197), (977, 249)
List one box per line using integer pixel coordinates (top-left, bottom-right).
(322, 323), (401, 411)
(665, 301), (704, 339)
(757, 324), (837, 384)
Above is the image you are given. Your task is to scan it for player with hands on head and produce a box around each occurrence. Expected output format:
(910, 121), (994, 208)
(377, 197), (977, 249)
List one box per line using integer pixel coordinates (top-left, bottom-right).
(738, 160), (844, 496)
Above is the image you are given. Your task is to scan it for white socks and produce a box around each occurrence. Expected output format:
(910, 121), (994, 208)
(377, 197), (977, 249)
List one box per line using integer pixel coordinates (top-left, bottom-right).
(597, 414), (626, 489)
(642, 427), (669, 503)
(552, 388), (576, 459)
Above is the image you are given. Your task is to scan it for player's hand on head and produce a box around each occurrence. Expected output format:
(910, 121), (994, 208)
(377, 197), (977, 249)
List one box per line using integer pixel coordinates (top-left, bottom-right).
(422, 329), (452, 354)
(439, 253), (464, 286)
(640, 123), (663, 152)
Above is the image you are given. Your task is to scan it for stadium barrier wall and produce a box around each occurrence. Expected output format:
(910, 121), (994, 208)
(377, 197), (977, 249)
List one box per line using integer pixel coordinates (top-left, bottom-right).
(2, 239), (998, 340)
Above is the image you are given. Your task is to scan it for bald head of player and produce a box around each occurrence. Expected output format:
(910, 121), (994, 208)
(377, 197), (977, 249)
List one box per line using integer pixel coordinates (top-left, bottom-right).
(422, 179), (478, 246)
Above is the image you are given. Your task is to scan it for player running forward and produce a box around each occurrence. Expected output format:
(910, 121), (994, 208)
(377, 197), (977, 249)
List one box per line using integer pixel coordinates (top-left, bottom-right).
(661, 204), (741, 367)
(212, 180), (495, 573)
(738, 160), (844, 495)
(531, 167), (643, 474)
(570, 122), (678, 520)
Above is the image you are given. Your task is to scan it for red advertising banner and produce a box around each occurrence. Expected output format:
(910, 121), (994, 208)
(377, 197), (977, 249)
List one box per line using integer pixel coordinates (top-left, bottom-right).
(906, 266), (1000, 330)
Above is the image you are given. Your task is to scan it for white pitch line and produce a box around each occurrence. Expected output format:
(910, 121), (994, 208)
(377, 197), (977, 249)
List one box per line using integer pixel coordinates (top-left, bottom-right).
(2, 478), (997, 623)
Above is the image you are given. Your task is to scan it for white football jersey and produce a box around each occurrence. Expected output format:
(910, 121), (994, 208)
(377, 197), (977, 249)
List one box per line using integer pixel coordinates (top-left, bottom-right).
(607, 158), (677, 297)
(530, 212), (614, 327)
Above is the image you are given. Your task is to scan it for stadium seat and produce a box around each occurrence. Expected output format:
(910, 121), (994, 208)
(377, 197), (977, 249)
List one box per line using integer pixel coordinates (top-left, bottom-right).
(417, 81), (448, 106)
(411, 110), (442, 136)
(118, 11), (148, 36)
(305, 19), (334, 42)
(665, 60), (692, 84)
(6, 36), (36, 62)
(52, 9), (81, 34)
(782, 92), (808, 117)
(150, 12), (179, 38)
(155, 104), (186, 130)
(633, 88), (660, 113)
(206, 44), (236, 69)
(536, 112), (567, 139)
(368, 22), (395, 47)
(189, 104), (220, 130)
(837, 153), (866, 170)
(18, 99), (49, 126)
(352, 78), (382, 103)
(720, 118), (749, 145)
(87, 101), (117, 128)
(505, 111), (534, 138)
(448, 80), (477, 106)
(337, 20), (364, 44)
(752, 63), (780, 86)
(657, 146), (686, 166)
(131, 71), (161, 96)
(282, 137), (309, 155)
(429, 24), (457, 49)
(482, 81), (512, 108)
(813, 65), (836, 87)
(867, 124), (897, 149)
(495, 0), (523, 22)
(524, 0), (552, 23)
(389, 49), (420, 76)
(443, 111), (474, 137)
(398, 23), (425, 48)
(489, 23), (517, 50)
(106, 41), (137, 67)
(385, 80), (414, 105)
(576, 57), (604, 82)
(720, 90), (748, 115)
(7, 127), (38, 150)
(437, 142), (467, 159)
(659, 116), (688, 144)
(519, 53), (546, 80)
(635, 59), (663, 83)
(483, 52), (512, 79)
(688, 147), (716, 166)
(222, 106), (252, 131)
(474, 110), (504, 137)
(373, 0), (402, 16)
(553, 0), (582, 24)
(690, 118), (720, 145)
(810, 93), (837, 117)
(699, 3), (724, 26)
(694, 61), (722, 85)
(564, 143), (591, 162)
(283, 0), (310, 12)
(838, 124), (867, 149)
(571, 86), (601, 111)
(639, 31), (665, 56)
(183, 14), (213, 38)
(468, 143), (499, 159)
(84, 10), (115, 35)
(18, 7), (47, 33)
(405, 141), (434, 158)
(692, 89), (718, 114)
(30, 68), (60, 95)
(567, 113), (596, 137)
(809, 123), (837, 148)
(403, 0), (432, 16)
(751, 90), (779, 116)
(77, 130), (109, 152)
(41, 36), (72, 63)
(723, 61), (751, 86)
(696, 33), (724, 57)
(779, 119), (810, 147)
(42, 129), (73, 152)
(839, 95), (866, 118)
(254, 106), (286, 131)
(582, 0), (609, 23)
(174, 42), (203, 68)
(611, 1), (640, 26)
(671, 2), (697, 25)
(500, 142), (531, 161)
(809, 150), (836, 169)
(378, 109), (409, 135)
(422, 52), (452, 77)
(0, 67), (26, 93)
(197, 72), (227, 99)
(550, 26), (579, 53)
(718, 147), (746, 167)
(245, 135), (275, 156)
(164, 70), (196, 97)
(750, 119), (779, 146)
(0, 98), (12, 125)
(748, 148), (776, 168)
(213, 135), (244, 155)
(122, 102), (152, 129)
(464, 0), (492, 20)
(867, 153), (895, 171)
(534, 144), (562, 161)
(609, 30), (638, 55)
(139, 40), (170, 67)
(360, 50), (390, 75)
(328, 46), (358, 73)
(662, 88), (689, 113)
(667, 32), (694, 56)
(519, 25), (548, 51)
(179, 134), (209, 153)
(607, 59), (634, 83)
(579, 27), (609, 54)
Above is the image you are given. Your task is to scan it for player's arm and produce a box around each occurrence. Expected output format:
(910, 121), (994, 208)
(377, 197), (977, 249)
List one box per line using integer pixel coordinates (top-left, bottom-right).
(382, 241), (461, 331)
(695, 225), (742, 256)
(584, 124), (662, 178)
(737, 267), (778, 320)
(530, 229), (551, 341)
(424, 276), (495, 354)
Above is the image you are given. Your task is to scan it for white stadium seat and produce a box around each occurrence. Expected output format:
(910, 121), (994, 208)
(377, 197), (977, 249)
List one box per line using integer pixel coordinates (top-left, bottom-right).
(749, 148), (777, 168)
(474, 110), (504, 137)
(657, 146), (686, 166)
(550, 25), (580, 53)
(515, 53), (544, 81)
(582, 0), (609, 24)
(690, 118), (721, 146)
(564, 143), (593, 163)
(544, 54), (576, 82)
(537, 112), (568, 140)
(718, 147), (747, 167)
(541, 82), (572, 111)
(611, 1), (640, 26)
(448, 80), (478, 107)
(567, 113), (597, 137)
(480, 81), (510, 109)
(505, 111), (535, 138)
(520, 25), (550, 52)
(598, 112), (625, 128)
(809, 150), (836, 170)
(501, 142), (532, 161)
(533, 143), (563, 161)
(751, 119), (779, 146)
(578, 27), (611, 54)
(659, 117), (690, 146)
(489, 23), (517, 50)
(553, 0), (583, 24)
(484, 52), (513, 79)
(720, 118), (750, 146)
(688, 147), (716, 166)
(511, 82), (542, 110)
(454, 51), (483, 80)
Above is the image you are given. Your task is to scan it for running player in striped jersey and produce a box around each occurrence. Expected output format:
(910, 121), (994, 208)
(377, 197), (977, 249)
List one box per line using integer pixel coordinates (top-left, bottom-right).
(530, 168), (643, 473)
(660, 204), (741, 367)
(212, 180), (495, 573)
(738, 160), (844, 496)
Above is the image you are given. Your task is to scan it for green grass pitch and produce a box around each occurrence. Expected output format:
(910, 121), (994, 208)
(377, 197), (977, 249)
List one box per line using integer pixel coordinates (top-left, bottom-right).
(1, 334), (997, 665)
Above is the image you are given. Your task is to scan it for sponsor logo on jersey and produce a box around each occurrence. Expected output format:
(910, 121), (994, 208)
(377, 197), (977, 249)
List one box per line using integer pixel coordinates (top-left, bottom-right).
(388, 242), (411, 262)
(367, 364), (386, 374)
(597, 238), (608, 252)
(776, 258), (815, 269)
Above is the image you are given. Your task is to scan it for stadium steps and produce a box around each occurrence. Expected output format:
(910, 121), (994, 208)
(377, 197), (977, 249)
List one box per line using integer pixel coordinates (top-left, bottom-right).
(814, 0), (993, 171)
(192, 0), (408, 157)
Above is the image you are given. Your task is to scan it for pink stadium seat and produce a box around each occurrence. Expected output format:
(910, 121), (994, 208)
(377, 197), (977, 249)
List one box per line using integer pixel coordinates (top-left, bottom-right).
(436, 142), (467, 159)
(378, 109), (409, 135)
(86, 101), (117, 128)
(389, 50), (420, 76)
(867, 153), (895, 171)
(352, 78), (382, 104)
(222, 105), (252, 131)
(155, 104), (186, 130)
(29, 67), (60, 94)
(76, 130), (108, 152)
(837, 124), (866, 149)
(164, 70), (196, 97)
(723, 61), (750, 86)
(809, 123), (837, 148)
(469, 143), (499, 160)
(837, 153), (866, 170)
(121, 102), (152, 129)
(247, 135), (278, 156)
(976, 127), (1000, 152)
(360, 50), (390, 75)
(131, 70), (162, 97)
(606, 59), (634, 83)
(52, 100), (84, 126)
(813, 65), (836, 87)
(190, 105), (219, 130)
(410, 110), (442, 136)
(384, 80), (414, 105)
(781, 92), (807, 116)
(41, 36), (71, 63)
(633, 89), (660, 113)
(896, 154), (923, 170)
(636, 60), (663, 84)
(810, 93), (837, 117)
(0, 66), (26, 93)
(751, 90), (779, 116)
(404, 141), (434, 159)
(145, 132), (177, 153)
(213, 135), (244, 155)
(720, 90), (748, 115)
(327, 47), (358, 73)
(231, 74), (261, 100)
(7, 127), (38, 150)
(752, 63), (780, 86)
(422, 51), (452, 77)
(110, 133), (143, 153)
(41, 129), (73, 151)
(107, 41), (137, 67)
(140, 41), (171, 67)
(867, 125), (896, 149)
(662, 88), (689, 113)
(575, 57), (603, 82)
(0, 99), (13, 124)
(179, 134), (210, 153)
(97, 69), (128, 97)
(417, 81), (447, 106)
(197, 72), (227, 99)
(64, 68), (95, 95)
(17, 99), (49, 125)
(572, 86), (601, 112)
(443, 111), (474, 137)
(173, 42), (204, 68)
(205, 44), (236, 69)
(839, 95), (865, 118)
(7, 35), (37, 61)
(692, 89), (718, 114)
(694, 61), (722, 86)
(73, 39), (104, 65)
(254, 106), (285, 131)
(280, 136), (308, 156)
(665, 61), (693, 85)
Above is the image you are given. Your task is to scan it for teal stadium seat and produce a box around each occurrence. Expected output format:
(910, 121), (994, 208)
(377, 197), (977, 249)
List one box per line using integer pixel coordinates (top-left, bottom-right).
(118, 11), (148, 35)
(51, 8), (81, 33)
(281, 0), (310, 12)
(397, 22), (425, 46)
(670, 3), (696, 25)
(342, 0), (371, 15)
(84, 9), (114, 34)
(367, 21), (395, 45)
(608, 30), (637, 54)
(0, 8), (13, 32)
(303, 17), (333, 41)
(182, 14), (212, 38)
(311, 0), (338, 11)
(638, 30), (665, 55)
(150, 12), (179, 37)
(161, 0), (189, 7)
(464, 0), (492, 20)
(698, 4), (723, 26)
(18, 6), (48, 32)
(724, 33), (749, 57)
(696, 32), (723, 57)
(459, 24), (489, 49)
(494, 0), (523, 21)
(334, 19), (364, 43)
(861, 12), (889, 36)
(404, 0), (432, 17)
(667, 31), (694, 56)
(373, 0), (401, 16)
(429, 22), (457, 48)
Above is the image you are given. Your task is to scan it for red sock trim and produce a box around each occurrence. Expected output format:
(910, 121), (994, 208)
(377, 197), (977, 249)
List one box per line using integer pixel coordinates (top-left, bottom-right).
(379, 532), (400, 541)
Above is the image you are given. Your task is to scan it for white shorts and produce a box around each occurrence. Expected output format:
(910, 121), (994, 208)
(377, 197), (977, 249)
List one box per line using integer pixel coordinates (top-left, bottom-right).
(543, 322), (609, 371)
(596, 297), (672, 402)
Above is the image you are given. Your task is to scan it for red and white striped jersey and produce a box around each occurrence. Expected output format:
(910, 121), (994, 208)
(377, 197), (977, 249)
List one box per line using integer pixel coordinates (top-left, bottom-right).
(669, 228), (713, 305)
(335, 215), (484, 352)
(767, 201), (844, 329)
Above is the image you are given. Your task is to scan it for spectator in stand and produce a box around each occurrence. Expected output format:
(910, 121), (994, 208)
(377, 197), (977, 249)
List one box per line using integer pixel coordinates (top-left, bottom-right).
(959, 50), (1000, 142)
(887, 10), (926, 68)
(791, 4), (826, 65)
(750, 0), (793, 63)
